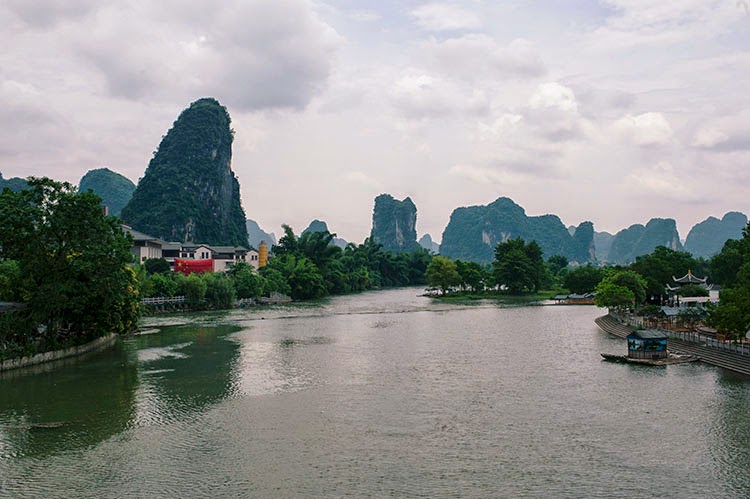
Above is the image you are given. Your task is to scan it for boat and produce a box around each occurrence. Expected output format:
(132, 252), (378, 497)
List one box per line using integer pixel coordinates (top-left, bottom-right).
(601, 352), (699, 366)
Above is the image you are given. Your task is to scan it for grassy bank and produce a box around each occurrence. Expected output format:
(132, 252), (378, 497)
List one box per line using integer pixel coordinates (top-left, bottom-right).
(431, 289), (564, 304)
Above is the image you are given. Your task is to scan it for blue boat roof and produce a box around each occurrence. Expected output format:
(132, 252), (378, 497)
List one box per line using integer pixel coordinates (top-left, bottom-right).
(627, 329), (668, 340)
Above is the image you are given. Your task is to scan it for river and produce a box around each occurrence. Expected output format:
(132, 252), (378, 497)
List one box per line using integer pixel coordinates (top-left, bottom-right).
(1, 288), (749, 498)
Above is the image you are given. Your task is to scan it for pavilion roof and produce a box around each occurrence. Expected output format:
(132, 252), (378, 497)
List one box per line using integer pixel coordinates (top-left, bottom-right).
(672, 270), (707, 284)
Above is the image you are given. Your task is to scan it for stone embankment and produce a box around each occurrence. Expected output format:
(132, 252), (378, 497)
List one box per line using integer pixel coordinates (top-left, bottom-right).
(0, 333), (117, 372)
(595, 314), (750, 377)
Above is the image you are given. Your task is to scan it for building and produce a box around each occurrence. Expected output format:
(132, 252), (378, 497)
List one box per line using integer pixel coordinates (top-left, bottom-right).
(121, 225), (164, 264)
(123, 226), (250, 273)
(627, 329), (668, 360)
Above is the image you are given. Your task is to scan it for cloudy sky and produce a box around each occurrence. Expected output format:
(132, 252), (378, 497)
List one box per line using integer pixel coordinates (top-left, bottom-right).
(2, 1), (749, 244)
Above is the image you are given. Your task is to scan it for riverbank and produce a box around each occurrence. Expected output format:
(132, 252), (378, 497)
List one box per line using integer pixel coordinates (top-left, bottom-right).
(0, 333), (118, 372)
(595, 314), (750, 377)
(429, 289), (560, 304)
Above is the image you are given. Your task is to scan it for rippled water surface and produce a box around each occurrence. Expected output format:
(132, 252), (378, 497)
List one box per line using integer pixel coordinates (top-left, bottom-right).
(2, 288), (749, 498)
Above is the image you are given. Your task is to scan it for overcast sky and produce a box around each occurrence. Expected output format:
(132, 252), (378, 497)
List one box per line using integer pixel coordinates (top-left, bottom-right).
(2, 1), (749, 244)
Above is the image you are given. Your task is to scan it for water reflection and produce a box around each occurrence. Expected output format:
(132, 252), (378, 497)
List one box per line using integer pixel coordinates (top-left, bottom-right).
(709, 374), (750, 496)
(0, 342), (137, 459)
(127, 324), (243, 426)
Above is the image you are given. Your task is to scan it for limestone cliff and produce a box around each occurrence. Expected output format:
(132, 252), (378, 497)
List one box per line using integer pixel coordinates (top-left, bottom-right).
(608, 218), (682, 264)
(120, 98), (248, 246)
(370, 194), (420, 253)
(684, 212), (748, 258)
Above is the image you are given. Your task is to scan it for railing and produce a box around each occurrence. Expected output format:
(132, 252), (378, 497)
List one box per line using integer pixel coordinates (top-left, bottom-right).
(141, 296), (186, 305)
(666, 329), (750, 356)
(612, 310), (750, 357)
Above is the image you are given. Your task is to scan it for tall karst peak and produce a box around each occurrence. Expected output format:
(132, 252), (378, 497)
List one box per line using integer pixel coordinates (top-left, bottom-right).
(370, 194), (420, 253)
(120, 98), (248, 246)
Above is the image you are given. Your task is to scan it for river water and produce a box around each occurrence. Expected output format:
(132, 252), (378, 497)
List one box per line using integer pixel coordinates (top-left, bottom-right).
(1, 288), (749, 498)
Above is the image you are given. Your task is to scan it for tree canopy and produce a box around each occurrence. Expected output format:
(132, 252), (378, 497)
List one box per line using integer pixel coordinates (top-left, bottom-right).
(493, 238), (544, 294)
(0, 178), (139, 358)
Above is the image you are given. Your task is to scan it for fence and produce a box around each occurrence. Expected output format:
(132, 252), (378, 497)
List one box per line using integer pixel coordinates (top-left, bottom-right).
(141, 296), (186, 305)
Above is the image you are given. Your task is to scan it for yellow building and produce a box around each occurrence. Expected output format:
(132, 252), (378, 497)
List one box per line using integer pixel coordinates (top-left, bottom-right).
(258, 240), (268, 268)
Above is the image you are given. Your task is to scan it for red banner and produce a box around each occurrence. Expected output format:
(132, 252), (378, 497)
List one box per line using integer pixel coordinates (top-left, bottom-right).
(174, 258), (214, 275)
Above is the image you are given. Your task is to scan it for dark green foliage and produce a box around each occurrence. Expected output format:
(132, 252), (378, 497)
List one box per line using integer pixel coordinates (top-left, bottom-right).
(203, 273), (236, 309)
(183, 274), (207, 308)
(563, 265), (605, 294)
(594, 282), (635, 310)
(596, 269), (647, 306)
(440, 197), (595, 264)
(608, 219), (682, 265)
(455, 260), (488, 293)
(144, 258), (171, 275)
(370, 194), (420, 253)
(0, 259), (22, 301)
(706, 222), (750, 339)
(0, 178), (139, 359)
(684, 212), (747, 259)
(120, 98), (248, 246)
(78, 168), (135, 217)
(426, 256), (461, 294)
(230, 262), (264, 299)
(265, 254), (327, 301)
(493, 238), (544, 294)
(629, 246), (702, 299)
(709, 239), (745, 287)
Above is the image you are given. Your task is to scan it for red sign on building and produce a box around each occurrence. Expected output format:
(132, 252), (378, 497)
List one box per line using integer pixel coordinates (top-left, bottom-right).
(174, 259), (214, 275)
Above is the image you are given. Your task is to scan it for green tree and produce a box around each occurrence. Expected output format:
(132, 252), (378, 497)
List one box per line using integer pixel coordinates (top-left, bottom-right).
(144, 258), (171, 274)
(266, 254), (326, 300)
(594, 282), (636, 310)
(605, 269), (647, 305)
(706, 222), (750, 339)
(425, 256), (461, 295)
(0, 177), (139, 348)
(230, 262), (265, 299)
(563, 265), (605, 294)
(630, 246), (701, 299)
(455, 260), (487, 293)
(493, 238), (544, 294)
(0, 259), (22, 302)
(183, 273), (207, 308)
(203, 273), (236, 309)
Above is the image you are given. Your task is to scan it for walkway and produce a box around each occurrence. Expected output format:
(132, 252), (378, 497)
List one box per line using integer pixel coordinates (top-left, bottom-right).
(595, 314), (750, 377)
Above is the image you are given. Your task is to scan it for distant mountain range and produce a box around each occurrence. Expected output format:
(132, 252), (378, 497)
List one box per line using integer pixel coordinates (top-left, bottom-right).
(0, 173), (28, 192)
(301, 219), (348, 249)
(683, 212), (747, 259)
(246, 219), (277, 249)
(78, 168), (135, 217)
(418, 234), (440, 254)
(439, 197), (594, 264)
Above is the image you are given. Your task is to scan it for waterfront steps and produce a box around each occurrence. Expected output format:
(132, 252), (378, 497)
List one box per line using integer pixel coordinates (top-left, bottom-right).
(595, 314), (750, 377)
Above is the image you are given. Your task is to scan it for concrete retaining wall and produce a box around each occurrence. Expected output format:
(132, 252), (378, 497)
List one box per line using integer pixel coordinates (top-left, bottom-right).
(0, 333), (118, 372)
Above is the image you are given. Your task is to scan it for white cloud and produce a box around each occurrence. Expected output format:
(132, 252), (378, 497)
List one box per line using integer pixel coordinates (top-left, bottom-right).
(349, 10), (381, 22)
(611, 112), (673, 146)
(477, 114), (523, 141)
(449, 164), (524, 185)
(424, 35), (546, 81)
(411, 3), (481, 31)
(627, 161), (697, 200)
(529, 83), (578, 112)
(345, 171), (382, 188)
(692, 126), (729, 148)
(390, 72), (489, 120)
